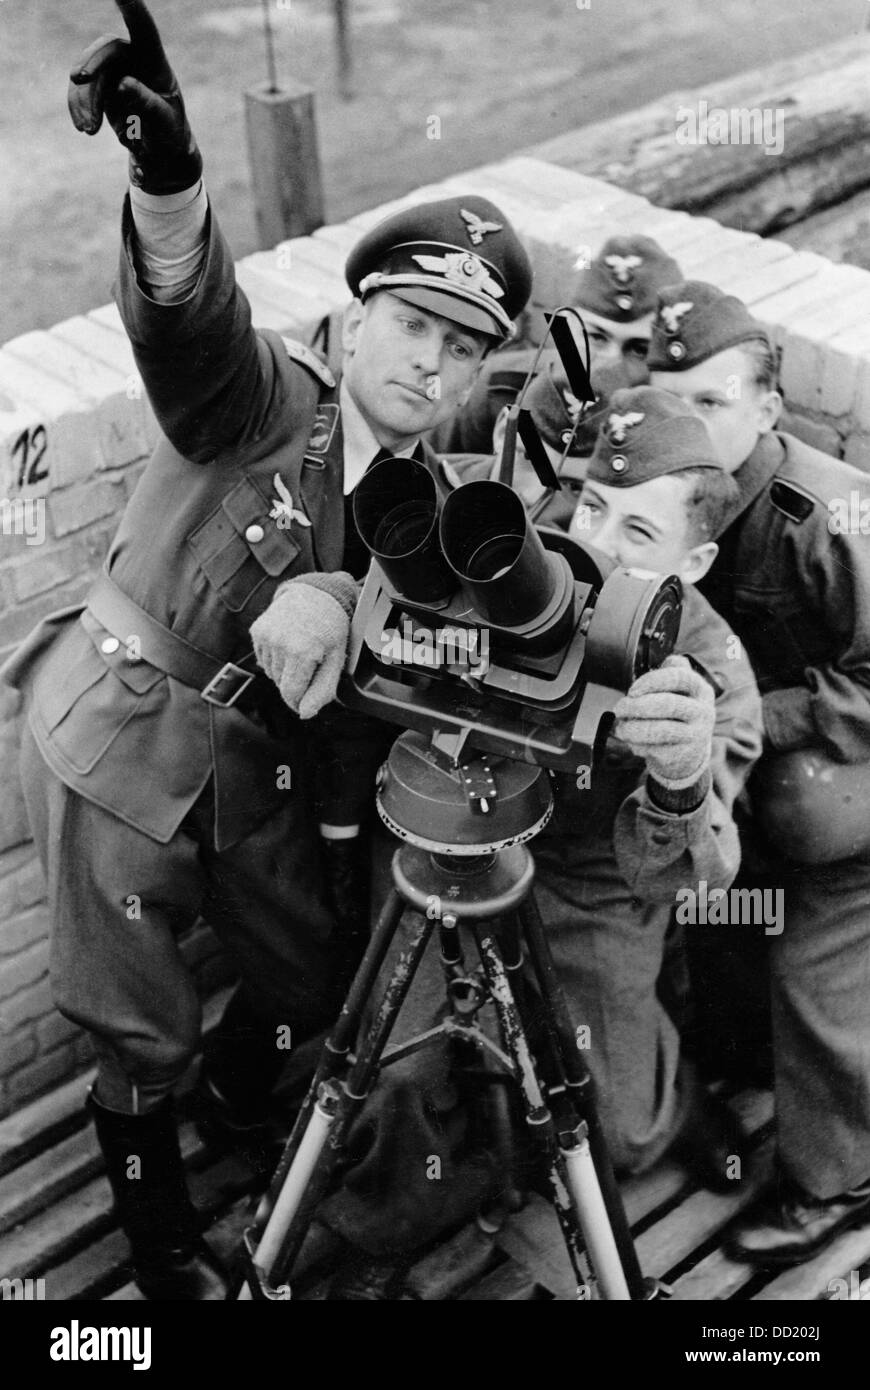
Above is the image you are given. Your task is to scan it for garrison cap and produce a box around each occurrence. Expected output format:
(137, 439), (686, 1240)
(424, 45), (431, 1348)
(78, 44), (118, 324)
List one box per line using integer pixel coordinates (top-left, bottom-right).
(345, 195), (533, 341)
(587, 385), (724, 486)
(647, 280), (772, 370)
(573, 236), (682, 324)
(523, 361), (628, 458)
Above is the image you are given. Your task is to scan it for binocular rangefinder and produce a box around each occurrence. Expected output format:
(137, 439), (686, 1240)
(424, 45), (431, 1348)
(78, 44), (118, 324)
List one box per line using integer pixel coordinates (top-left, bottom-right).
(340, 457), (683, 778)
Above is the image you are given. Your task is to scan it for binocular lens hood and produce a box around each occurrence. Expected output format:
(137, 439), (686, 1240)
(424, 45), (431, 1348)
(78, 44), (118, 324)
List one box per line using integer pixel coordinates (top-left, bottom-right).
(353, 457), (454, 603)
(353, 461), (565, 634)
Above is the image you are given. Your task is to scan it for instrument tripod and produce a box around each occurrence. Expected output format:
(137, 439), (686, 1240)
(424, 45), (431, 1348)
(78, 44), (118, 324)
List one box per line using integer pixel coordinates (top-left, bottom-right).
(234, 735), (662, 1302)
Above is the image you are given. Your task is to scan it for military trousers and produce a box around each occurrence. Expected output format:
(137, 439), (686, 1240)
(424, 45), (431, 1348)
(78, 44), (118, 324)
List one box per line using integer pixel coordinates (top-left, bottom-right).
(688, 840), (870, 1199)
(20, 720), (349, 1114)
(531, 840), (692, 1175)
(769, 855), (870, 1199)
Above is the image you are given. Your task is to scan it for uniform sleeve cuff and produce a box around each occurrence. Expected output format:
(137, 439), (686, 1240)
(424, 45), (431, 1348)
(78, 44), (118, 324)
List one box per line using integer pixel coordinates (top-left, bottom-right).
(281, 571), (361, 621)
(762, 686), (815, 751)
(130, 180), (205, 214)
(647, 766), (711, 815)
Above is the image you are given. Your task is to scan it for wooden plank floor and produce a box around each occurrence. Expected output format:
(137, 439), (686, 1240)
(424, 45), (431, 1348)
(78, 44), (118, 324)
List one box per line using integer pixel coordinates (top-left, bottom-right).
(2, 1071), (870, 1303)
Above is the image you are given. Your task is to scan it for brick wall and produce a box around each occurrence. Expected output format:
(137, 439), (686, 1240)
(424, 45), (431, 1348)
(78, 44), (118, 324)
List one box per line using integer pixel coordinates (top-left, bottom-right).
(1, 155), (869, 1117)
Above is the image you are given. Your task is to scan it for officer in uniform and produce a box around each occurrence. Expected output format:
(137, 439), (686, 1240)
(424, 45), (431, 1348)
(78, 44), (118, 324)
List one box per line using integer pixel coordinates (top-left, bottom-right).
(2, 0), (531, 1300)
(315, 388), (764, 1294)
(648, 281), (870, 1264)
(425, 233), (683, 455)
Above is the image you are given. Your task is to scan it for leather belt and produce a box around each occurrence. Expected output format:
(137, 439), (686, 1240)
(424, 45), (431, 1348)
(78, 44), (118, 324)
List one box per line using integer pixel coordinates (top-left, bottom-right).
(85, 569), (267, 714)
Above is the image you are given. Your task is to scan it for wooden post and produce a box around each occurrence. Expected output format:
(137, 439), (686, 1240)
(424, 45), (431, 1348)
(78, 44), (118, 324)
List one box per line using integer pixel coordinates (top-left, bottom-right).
(334, 0), (353, 100)
(244, 81), (325, 249)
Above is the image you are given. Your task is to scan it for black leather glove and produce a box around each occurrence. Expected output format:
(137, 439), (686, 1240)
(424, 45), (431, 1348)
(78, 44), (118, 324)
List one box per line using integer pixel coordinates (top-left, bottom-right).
(68, 0), (202, 195)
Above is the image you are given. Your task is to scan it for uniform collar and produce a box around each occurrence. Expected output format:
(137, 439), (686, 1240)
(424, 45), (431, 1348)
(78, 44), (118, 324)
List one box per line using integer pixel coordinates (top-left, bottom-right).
(722, 430), (785, 531)
(339, 380), (418, 494)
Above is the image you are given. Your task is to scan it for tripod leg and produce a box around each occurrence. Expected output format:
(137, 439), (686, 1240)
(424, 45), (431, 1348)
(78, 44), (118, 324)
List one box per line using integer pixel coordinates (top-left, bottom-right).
(237, 887), (407, 1298)
(243, 902), (438, 1295)
(518, 891), (645, 1300)
(252, 887), (407, 1226)
(469, 923), (593, 1295)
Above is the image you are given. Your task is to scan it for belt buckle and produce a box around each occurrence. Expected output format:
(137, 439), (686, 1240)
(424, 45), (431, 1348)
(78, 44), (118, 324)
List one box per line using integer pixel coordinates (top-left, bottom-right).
(201, 662), (255, 709)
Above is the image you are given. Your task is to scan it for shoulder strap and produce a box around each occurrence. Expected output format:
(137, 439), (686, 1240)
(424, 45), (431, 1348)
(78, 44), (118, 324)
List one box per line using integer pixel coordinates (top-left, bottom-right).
(769, 476), (816, 524)
(280, 335), (336, 390)
(306, 308), (346, 379)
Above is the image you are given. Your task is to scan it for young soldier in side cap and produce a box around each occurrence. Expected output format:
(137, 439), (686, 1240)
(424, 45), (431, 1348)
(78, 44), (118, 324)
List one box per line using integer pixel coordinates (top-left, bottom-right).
(315, 387), (763, 1296)
(648, 281), (870, 1265)
(1, 0), (532, 1300)
(428, 234), (683, 454)
(532, 387), (763, 1186)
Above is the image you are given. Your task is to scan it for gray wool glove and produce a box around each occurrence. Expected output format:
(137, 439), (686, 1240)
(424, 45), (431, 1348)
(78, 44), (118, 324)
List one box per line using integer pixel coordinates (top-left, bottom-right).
(613, 654), (715, 789)
(251, 572), (360, 720)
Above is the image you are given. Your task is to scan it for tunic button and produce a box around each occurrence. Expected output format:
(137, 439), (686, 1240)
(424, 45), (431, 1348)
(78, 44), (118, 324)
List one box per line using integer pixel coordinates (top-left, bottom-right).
(245, 523), (265, 544)
(101, 637), (120, 655)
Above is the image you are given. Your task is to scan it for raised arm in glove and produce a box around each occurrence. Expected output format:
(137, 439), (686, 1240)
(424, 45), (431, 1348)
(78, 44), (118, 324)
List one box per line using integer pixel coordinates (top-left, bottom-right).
(68, 0), (202, 195)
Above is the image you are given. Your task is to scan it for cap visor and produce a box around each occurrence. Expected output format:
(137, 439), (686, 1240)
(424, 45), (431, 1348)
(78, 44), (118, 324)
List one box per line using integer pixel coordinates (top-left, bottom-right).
(389, 286), (506, 339)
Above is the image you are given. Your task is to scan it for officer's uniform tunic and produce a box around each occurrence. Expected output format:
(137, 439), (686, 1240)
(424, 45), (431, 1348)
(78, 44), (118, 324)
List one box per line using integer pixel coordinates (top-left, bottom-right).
(4, 203), (442, 1111)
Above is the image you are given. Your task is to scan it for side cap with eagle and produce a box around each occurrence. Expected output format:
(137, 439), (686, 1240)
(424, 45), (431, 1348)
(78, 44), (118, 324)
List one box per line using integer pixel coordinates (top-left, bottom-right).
(344, 195), (532, 340)
(572, 235), (682, 324)
(647, 280), (773, 370)
(523, 361), (630, 458)
(587, 386), (724, 486)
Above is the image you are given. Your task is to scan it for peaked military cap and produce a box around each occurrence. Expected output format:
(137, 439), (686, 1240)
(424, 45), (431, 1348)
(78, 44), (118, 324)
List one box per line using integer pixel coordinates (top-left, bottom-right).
(587, 385), (723, 486)
(523, 361), (627, 458)
(345, 195), (533, 340)
(573, 235), (682, 324)
(647, 280), (772, 370)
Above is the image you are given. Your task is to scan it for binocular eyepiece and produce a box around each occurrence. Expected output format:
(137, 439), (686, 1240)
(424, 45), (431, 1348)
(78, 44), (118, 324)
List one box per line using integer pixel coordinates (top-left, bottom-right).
(353, 458), (570, 644)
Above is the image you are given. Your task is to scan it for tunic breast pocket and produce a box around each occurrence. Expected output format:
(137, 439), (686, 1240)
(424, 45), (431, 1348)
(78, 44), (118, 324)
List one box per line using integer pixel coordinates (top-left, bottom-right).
(187, 476), (301, 613)
(32, 617), (166, 775)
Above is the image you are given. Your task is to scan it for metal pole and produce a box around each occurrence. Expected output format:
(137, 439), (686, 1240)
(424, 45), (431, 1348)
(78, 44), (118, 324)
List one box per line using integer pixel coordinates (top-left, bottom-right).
(261, 0), (279, 93)
(334, 0), (353, 99)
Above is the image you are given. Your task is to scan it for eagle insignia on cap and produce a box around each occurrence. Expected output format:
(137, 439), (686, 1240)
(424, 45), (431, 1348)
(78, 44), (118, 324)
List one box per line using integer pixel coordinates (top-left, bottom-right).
(561, 387), (585, 425)
(413, 251), (505, 299)
(659, 301), (694, 335)
(604, 253), (643, 284)
(460, 208), (503, 246)
(607, 410), (645, 445)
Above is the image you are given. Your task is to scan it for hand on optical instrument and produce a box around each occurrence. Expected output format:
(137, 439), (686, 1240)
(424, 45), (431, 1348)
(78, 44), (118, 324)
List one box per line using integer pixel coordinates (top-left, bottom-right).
(613, 654), (715, 787)
(251, 574), (359, 720)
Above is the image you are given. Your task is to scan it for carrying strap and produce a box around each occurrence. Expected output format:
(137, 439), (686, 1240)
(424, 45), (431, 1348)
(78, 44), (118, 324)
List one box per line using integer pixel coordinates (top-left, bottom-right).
(86, 569), (264, 712)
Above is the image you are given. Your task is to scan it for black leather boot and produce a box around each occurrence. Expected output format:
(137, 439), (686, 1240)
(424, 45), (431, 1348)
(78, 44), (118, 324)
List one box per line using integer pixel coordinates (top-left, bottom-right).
(195, 990), (291, 1176)
(88, 1089), (229, 1301)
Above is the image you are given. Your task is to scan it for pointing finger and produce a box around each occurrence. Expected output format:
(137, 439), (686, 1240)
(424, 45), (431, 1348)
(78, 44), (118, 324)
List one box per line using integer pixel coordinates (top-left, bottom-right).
(115, 0), (173, 85)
